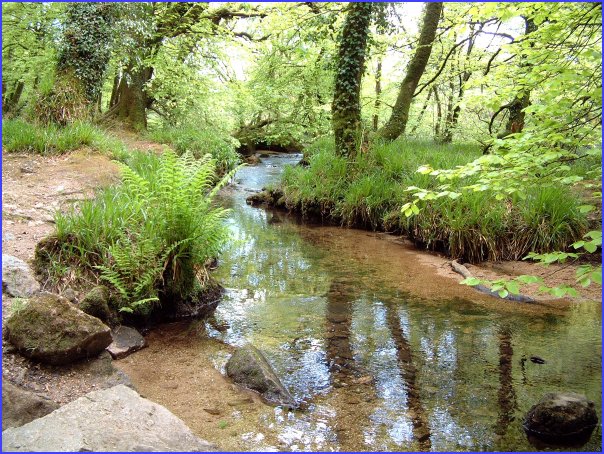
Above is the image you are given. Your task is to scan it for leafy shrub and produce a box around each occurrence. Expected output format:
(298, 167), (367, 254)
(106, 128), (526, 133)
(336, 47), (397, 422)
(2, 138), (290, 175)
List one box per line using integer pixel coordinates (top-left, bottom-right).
(2, 118), (127, 157)
(53, 150), (234, 314)
(149, 124), (240, 175)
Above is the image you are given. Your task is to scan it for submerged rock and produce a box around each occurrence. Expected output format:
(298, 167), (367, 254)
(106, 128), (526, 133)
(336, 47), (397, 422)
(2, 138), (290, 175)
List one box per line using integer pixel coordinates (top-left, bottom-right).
(106, 326), (147, 359)
(2, 382), (59, 430)
(226, 344), (297, 409)
(1, 385), (218, 452)
(523, 392), (598, 447)
(4, 293), (112, 365)
(2, 254), (40, 298)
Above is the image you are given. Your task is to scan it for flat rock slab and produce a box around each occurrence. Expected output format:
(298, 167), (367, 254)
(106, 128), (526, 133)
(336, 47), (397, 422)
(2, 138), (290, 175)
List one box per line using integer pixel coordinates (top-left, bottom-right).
(2, 254), (40, 298)
(226, 344), (297, 409)
(1, 384), (218, 452)
(4, 293), (112, 365)
(2, 382), (59, 430)
(107, 326), (147, 359)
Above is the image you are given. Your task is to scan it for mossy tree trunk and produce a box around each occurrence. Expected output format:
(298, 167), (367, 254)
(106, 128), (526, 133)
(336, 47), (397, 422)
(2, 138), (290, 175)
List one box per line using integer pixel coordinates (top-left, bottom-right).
(332, 2), (374, 158)
(491, 18), (537, 141)
(377, 2), (443, 141)
(107, 64), (153, 131)
(45, 2), (115, 124)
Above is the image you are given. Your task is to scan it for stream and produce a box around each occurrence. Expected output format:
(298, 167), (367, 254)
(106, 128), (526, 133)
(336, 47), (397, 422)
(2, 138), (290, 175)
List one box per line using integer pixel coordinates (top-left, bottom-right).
(120, 153), (602, 452)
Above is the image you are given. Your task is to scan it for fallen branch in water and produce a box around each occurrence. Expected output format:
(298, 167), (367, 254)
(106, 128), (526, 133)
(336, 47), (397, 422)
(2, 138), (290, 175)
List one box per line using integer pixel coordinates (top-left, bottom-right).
(451, 260), (535, 303)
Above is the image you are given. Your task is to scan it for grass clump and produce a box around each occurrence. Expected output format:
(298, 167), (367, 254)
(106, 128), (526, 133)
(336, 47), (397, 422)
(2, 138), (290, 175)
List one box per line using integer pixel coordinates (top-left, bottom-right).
(149, 124), (240, 175)
(45, 150), (234, 315)
(279, 138), (592, 263)
(2, 118), (127, 158)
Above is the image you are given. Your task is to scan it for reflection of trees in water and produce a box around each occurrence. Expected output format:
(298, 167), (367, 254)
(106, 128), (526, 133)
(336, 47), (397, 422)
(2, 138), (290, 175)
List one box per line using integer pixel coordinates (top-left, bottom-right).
(385, 304), (432, 451)
(495, 324), (517, 437)
(325, 278), (359, 378)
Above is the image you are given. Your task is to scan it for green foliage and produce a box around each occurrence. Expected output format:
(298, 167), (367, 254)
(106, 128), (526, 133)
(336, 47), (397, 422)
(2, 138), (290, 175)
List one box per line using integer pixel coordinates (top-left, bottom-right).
(148, 125), (240, 175)
(53, 150), (234, 313)
(2, 119), (127, 157)
(281, 138), (590, 262)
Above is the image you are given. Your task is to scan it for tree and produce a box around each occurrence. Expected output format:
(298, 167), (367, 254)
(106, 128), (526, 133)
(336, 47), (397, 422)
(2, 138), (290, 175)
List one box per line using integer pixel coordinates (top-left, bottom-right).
(377, 2), (443, 141)
(104, 3), (268, 131)
(332, 2), (374, 157)
(36, 2), (116, 124)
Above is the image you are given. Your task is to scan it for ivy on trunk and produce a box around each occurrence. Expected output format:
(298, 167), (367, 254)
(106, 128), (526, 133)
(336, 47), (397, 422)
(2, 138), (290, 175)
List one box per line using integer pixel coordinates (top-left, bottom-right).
(332, 2), (373, 158)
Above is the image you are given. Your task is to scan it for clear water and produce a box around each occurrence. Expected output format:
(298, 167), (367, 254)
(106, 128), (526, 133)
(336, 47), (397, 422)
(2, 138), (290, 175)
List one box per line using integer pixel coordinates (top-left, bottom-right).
(205, 154), (602, 452)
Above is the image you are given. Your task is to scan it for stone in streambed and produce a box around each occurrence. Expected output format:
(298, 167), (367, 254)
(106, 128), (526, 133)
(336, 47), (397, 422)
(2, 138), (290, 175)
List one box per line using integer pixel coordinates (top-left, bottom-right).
(1, 385), (218, 452)
(79, 285), (112, 323)
(2, 382), (59, 430)
(2, 255), (40, 298)
(523, 392), (598, 447)
(4, 293), (112, 365)
(106, 325), (147, 359)
(226, 344), (297, 409)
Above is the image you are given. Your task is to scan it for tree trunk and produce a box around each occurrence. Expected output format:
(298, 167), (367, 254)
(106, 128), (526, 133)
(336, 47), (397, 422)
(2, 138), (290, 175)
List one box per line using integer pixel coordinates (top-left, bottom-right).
(433, 86), (442, 140)
(377, 2), (443, 141)
(493, 18), (537, 141)
(332, 2), (373, 158)
(372, 59), (382, 131)
(105, 65), (153, 131)
(409, 88), (433, 135)
(3, 80), (24, 115)
(108, 74), (120, 109)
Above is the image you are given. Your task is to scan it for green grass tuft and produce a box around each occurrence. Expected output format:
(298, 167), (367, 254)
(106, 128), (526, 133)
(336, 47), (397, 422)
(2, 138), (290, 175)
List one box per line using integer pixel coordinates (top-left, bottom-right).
(279, 137), (592, 262)
(2, 118), (127, 158)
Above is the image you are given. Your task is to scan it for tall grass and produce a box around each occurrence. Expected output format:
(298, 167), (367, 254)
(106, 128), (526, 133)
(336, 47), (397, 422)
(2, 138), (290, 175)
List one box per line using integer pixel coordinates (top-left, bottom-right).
(280, 138), (592, 263)
(149, 124), (240, 175)
(2, 118), (127, 158)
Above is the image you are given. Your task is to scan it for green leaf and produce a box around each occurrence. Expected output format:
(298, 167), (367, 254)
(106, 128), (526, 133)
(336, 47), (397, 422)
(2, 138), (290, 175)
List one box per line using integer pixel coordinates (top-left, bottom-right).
(498, 289), (509, 298)
(517, 275), (542, 284)
(461, 277), (481, 286)
(506, 281), (520, 295)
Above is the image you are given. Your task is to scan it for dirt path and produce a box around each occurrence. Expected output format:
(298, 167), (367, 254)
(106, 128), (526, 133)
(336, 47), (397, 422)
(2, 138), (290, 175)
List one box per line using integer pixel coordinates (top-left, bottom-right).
(2, 149), (120, 263)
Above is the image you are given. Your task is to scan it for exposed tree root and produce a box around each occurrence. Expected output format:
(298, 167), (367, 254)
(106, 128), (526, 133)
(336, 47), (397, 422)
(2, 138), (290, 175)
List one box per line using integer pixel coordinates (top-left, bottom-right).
(451, 260), (535, 303)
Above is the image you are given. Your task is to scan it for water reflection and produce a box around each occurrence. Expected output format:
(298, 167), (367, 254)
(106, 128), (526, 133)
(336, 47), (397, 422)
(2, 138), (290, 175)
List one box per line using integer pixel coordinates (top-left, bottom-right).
(495, 325), (517, 437)
(207, 154), (602, 452)
(385, 302), (432, 450)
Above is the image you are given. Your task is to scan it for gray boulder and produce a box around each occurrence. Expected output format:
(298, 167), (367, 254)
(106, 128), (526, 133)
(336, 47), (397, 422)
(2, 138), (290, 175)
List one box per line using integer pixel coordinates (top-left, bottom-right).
(2, 255), (40, 298)
(2, 382), (59, 430)
(107, 326), (147, 359)
(1, 384), (218, 452)
(4, 293), (112, 365)
(523, 392), (598, 446)
(226, 344), (297, 408)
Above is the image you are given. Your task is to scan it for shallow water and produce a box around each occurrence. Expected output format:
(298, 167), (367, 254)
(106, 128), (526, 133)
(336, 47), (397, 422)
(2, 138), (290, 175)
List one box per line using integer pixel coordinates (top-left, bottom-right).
(130, 154), (602, 451)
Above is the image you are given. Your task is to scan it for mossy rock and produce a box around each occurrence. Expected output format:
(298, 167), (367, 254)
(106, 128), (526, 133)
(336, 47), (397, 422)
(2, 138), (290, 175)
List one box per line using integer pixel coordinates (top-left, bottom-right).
(4, 293), (112, 365)
(79, 286), (112, 324)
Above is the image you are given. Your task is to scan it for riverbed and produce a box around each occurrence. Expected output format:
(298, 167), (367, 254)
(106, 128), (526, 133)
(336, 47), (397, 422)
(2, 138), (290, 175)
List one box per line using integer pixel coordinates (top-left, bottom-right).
(117, 153), (602, 452)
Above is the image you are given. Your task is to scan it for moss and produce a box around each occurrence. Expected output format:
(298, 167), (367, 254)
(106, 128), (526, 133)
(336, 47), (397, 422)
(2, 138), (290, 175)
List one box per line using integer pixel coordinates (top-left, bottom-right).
(79, 285), (112, 323)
